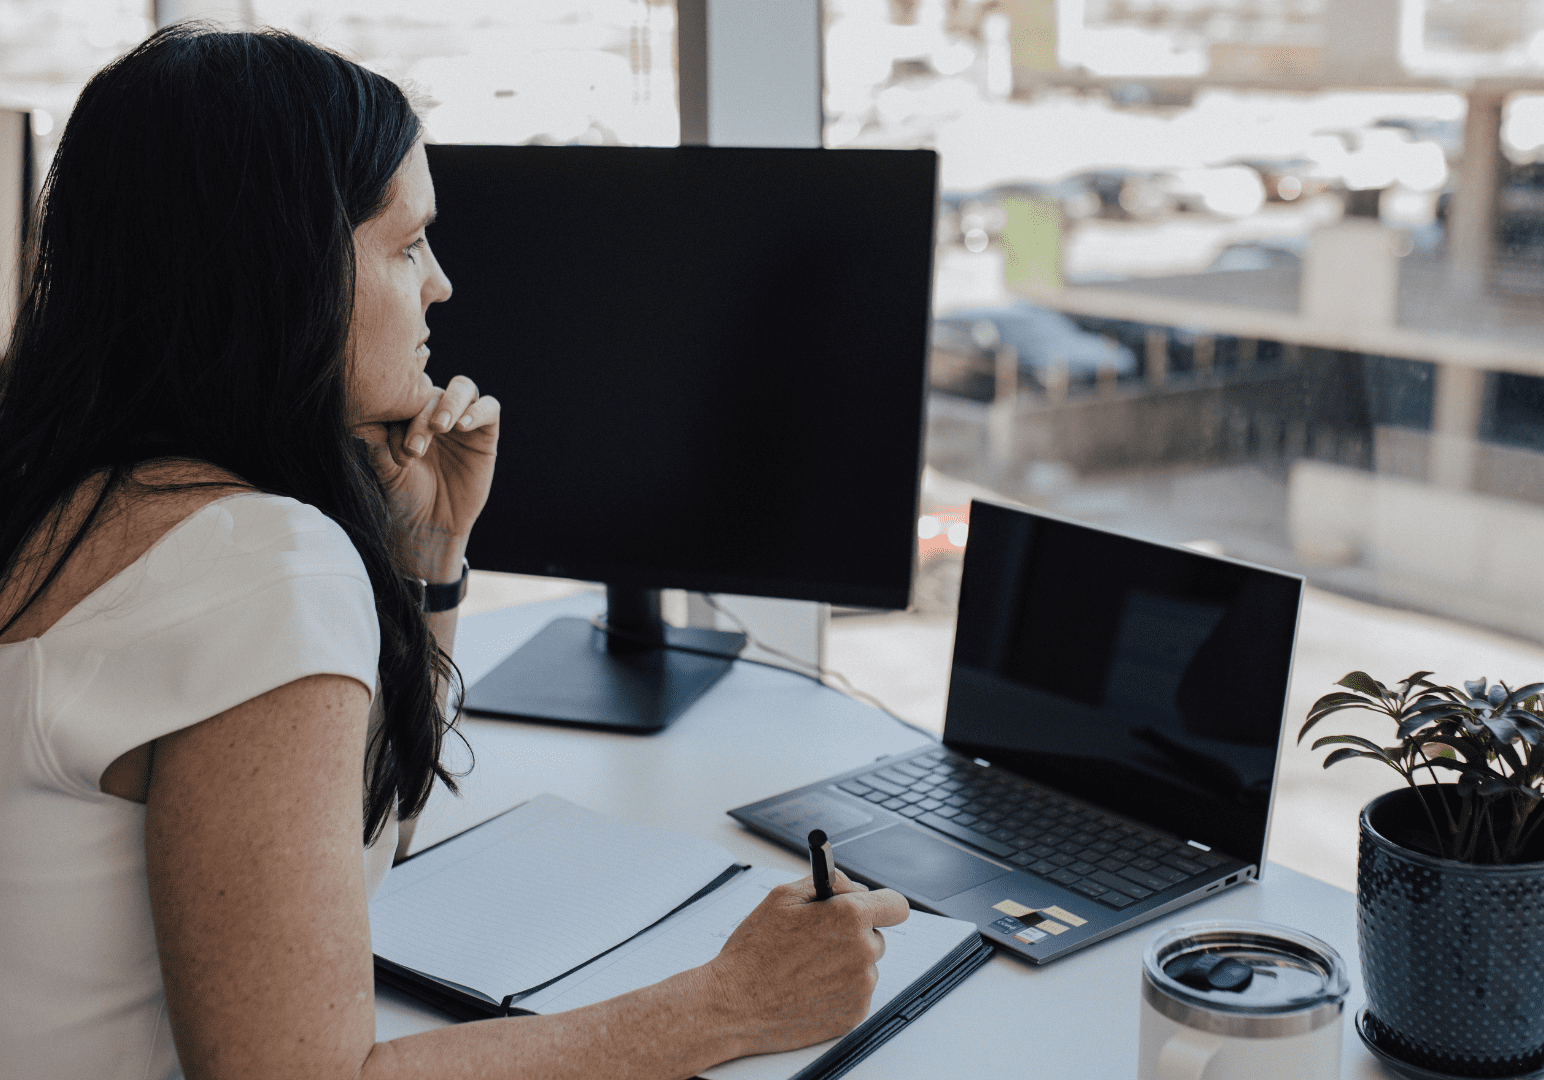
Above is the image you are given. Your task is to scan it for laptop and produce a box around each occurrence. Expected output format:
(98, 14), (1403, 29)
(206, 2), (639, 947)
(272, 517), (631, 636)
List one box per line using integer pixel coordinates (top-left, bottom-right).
(730, 498), (1303, 963)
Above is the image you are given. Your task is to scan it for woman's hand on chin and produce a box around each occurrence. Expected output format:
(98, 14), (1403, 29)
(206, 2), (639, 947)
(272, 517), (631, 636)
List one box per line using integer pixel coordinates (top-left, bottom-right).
(353, 371), (500, 578)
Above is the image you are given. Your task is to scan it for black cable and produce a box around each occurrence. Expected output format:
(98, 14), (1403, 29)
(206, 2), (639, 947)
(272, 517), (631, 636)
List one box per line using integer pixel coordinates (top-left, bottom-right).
(586, 606), (941, 742)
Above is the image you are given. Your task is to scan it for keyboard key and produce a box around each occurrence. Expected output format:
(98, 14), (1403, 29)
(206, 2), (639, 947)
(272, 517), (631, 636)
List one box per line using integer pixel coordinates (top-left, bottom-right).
(1098, 857), (1127, 874)
(1162, 855), (1205, 876)
(1102, 891), (1136, 908)
(1089, 841), (1116, 855)
(1110, 849), (1135, 863)
(893, 763), (930, 779)
(1049, 853), (1076, 867)
(934, 779), (962, 793)
(1119, 866), (1172, 892)
(1132, 857), (1160, 871)
(1149, 864), (1188, 885)
(933, 806), (960, 819)
(944, 795), (969, 808)
(1029, 844), (1057, 859)
(1092, 870), (1151, 898)
(1030, 859), (1058, 875)
(838, 780), (873, 797)
(1195, 850), (1228, 867)
(1010, 836), (1037, 851)
(1057, 842), (1082, 856)
(1069, 861), (1097, 876)
(1009, 852), (1035, 867)
(981, 810), (1005, 823)
(916, 812), (1015, 858)
(863, 790), (890, 803)
(1100, 828), (1127, 842)
(898, 805), (925, 818)
(1048, 869), (1082, 886)
(877, 768), (916, 786)
(862, 776), (907, 798)
(918, 798), (944, 812)
(1119, 836), (1145, 851)
(1141, 844), (1174, 859)
(882, 797), (908, 811)
(900, 791), (926, 804)
(1070, 880), (1107, 899)
(953, 813), (979, 826)
(1070, 833), (1096, 847)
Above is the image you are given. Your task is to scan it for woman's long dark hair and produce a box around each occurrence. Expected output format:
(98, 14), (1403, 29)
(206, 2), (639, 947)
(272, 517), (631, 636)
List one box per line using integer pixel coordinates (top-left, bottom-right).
(0, 25), (461, 844)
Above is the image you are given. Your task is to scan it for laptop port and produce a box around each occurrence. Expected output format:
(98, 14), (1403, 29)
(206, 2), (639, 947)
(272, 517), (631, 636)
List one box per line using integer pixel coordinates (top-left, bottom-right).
(1225, 874), (1238, 885)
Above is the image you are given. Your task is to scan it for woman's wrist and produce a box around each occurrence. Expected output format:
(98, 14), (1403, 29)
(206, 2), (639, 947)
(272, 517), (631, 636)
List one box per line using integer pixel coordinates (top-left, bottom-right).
(413, 534), (471, 585)
(654, 961), (752, 1071)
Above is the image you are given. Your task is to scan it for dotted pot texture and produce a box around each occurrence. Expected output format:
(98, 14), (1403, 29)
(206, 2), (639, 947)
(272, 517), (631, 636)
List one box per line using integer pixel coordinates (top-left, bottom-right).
(1358, 787), (1544, 1078)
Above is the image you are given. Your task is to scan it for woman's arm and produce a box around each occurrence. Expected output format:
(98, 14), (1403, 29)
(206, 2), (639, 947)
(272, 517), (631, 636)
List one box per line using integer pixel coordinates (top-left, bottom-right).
(148, 673), (908, 1080)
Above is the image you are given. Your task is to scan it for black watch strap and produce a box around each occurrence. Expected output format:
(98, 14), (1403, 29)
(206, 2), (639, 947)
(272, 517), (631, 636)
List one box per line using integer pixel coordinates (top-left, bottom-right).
(414, 558), (470, 614)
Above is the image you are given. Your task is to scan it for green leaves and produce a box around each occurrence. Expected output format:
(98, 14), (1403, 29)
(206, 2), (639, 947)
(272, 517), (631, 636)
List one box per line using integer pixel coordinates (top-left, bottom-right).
(1308, 670), (1544, 864)
(1338, 671), (1387, 698)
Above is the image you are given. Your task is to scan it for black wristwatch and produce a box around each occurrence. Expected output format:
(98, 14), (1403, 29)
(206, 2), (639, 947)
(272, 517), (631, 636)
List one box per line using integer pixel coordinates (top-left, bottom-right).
(412, 557), (470, 614)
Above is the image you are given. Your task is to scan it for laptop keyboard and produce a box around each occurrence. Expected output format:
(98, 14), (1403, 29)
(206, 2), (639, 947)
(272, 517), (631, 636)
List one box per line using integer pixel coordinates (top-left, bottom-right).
(838, 748), (1230, 910)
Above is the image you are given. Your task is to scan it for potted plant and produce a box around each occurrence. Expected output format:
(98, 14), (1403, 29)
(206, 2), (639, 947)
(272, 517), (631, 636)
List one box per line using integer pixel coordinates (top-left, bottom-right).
(1301, 670), (1544, 1078)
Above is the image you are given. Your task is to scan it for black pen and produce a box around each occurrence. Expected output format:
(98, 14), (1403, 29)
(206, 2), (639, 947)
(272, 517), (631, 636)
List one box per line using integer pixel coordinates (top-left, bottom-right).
(808, 829), (835, 901)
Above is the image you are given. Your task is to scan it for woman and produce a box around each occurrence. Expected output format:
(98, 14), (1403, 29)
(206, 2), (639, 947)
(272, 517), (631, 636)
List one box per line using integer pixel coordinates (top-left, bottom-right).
(0, 25), (908, 1080)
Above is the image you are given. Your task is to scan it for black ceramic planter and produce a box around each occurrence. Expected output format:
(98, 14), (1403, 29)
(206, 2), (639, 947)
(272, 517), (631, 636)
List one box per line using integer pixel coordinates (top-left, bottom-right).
(1358, 787), (1544, 1078)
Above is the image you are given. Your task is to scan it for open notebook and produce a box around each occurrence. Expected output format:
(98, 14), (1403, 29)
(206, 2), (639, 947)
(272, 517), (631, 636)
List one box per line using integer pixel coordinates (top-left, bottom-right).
(371, 795), (993, 1080)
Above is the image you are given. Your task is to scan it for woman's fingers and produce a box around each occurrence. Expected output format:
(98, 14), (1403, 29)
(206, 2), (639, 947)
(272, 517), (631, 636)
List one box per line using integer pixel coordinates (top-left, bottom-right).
(397, 376), (491, 459)
(454, 392), (500, 432)
(830, 868), (869, 894)
(400, 377), (441, 459)
(839, 887), (911, 930)
(431, 375), (479, 432)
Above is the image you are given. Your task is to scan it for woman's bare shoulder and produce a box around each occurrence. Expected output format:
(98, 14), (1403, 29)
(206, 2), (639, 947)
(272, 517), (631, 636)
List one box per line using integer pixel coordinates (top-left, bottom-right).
(0, 457), (255, 644)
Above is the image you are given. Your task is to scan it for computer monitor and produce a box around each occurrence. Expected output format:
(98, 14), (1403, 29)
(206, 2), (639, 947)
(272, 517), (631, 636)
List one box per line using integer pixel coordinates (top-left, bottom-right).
(422, 144), (938, 732)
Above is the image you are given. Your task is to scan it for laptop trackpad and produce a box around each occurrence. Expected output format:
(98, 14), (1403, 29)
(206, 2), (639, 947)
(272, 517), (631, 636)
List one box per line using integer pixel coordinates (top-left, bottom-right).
(835, 824), (1012, 902)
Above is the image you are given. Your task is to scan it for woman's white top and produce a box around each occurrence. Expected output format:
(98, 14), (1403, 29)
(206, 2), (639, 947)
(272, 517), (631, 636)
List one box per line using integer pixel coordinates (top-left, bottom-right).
(0, 493), (390, 1080)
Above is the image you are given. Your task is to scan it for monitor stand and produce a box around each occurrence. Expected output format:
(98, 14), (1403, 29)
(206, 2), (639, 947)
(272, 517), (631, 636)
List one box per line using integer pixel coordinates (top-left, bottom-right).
(461, 585), (747, 733)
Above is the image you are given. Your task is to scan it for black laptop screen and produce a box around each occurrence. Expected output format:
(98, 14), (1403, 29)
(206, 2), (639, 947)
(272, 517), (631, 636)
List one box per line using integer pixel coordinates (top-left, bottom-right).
(942, 500), (1302, 865)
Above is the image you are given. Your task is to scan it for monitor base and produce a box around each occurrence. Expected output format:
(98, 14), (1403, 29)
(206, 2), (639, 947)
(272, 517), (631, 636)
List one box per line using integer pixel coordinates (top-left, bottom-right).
(461, 616), (747, 733)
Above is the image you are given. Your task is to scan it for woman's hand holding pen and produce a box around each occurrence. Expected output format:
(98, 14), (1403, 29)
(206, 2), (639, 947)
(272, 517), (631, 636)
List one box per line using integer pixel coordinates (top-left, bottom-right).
(698, 870), (911, 1058)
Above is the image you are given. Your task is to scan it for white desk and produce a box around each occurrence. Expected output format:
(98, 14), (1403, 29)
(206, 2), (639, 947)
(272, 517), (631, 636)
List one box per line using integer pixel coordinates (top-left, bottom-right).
(376, 595), (1391, 1079)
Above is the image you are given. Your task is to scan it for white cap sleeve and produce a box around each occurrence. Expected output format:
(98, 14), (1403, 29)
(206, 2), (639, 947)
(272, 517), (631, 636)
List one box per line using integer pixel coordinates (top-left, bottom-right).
(37, 494), (381, 797)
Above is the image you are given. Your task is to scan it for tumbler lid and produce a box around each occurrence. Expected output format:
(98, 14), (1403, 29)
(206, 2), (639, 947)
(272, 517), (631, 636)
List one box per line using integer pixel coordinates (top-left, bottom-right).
(1142, 921), (1349, 1038)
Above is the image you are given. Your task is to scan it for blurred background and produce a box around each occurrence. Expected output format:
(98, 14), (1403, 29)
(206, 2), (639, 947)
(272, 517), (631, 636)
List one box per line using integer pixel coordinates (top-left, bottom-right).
(4, 0), (1544, 889)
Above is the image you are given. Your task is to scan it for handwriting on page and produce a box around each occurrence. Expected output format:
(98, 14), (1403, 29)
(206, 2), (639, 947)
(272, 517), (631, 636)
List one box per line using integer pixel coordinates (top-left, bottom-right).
(369, 795), (736, 997)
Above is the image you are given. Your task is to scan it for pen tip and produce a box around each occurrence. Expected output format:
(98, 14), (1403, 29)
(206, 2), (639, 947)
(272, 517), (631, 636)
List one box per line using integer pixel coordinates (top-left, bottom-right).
(808, 829), (827, 847)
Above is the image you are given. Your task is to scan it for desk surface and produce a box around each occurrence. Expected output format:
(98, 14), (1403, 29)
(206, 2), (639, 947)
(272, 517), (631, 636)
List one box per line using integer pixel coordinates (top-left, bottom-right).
(376, 595), (1391, 1079)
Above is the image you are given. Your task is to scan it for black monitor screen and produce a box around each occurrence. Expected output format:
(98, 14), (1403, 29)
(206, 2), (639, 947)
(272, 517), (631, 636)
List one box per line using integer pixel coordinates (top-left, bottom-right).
(943, 500), (1302, 864)
(422, 144), (937, 609)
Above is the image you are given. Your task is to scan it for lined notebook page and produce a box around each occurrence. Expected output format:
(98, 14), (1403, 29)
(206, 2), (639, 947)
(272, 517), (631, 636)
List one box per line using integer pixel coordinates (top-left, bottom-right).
(519, 866), (980, 1080)
(369, 795), (736, 998)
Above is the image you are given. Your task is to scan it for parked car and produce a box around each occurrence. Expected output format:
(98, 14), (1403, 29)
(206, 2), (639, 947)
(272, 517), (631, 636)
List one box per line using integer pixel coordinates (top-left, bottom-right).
(930, 302), (1138, 398)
